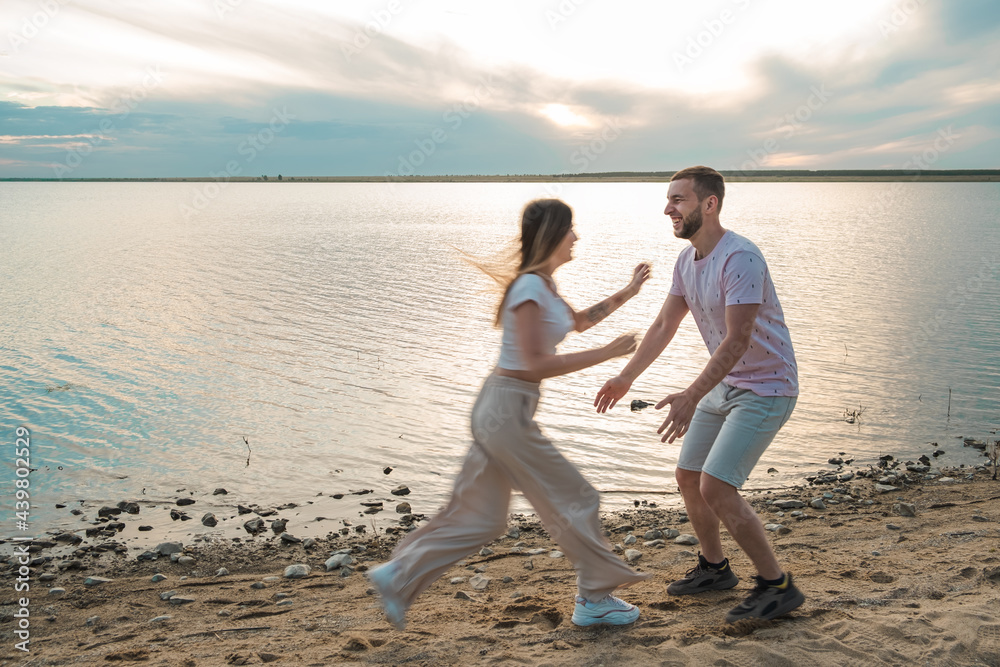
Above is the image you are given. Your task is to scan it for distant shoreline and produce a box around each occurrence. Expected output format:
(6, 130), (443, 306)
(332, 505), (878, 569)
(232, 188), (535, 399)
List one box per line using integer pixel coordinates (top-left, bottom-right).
(3, 170), (1000, 183)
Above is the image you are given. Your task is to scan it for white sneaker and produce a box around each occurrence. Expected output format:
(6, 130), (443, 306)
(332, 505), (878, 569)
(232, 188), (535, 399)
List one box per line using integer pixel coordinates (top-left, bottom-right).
(367, 562), (407, 630)
(571, 594), (640, 626)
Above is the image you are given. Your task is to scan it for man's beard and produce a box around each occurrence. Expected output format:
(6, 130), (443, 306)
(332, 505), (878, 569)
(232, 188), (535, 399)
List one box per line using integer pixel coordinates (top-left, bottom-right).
(675, 207), (703, 239)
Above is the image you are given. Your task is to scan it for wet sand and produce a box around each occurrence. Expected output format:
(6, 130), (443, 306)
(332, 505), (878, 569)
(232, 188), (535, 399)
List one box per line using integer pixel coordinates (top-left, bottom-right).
(2, 457), (999, 666)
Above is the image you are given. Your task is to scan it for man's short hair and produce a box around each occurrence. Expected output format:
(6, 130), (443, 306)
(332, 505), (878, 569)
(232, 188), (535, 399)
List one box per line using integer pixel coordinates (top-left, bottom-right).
(671, 166), (725, 211)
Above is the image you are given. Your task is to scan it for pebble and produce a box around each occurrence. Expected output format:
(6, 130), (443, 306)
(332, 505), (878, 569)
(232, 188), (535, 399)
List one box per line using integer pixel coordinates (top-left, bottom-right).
(623, 534), (637, 545)
(470, 574), (490, 590)
(169, 596), (196, 605)
(479, 547), (493, 556)
(119, 501), (140, 514)
(502, 576), (513, 583)
(455, 591), (475, 601)
(201, 513), (218, 527)
(84, 577), (112, 586)
(875, 484), (899, 493)
(644, 539), (666, 547)
(887, 524), (901, 530)
(395, 502), (411, 514)
(251, 582), (266, 589)
(450, 577), (466, 584)
(527, 548), (548, 555)
(151, 574), (167, 583)
(524, 559), (534, 570)
(474, 565), (487, 573)
(663, 528), (680, 539)
(549, 551), (564, 559)
(507, 527), (520, 539)
(280, 534), (302, 544)
(149, 615), (172, 623)
(283, 564), (311, 579)
(790, 510), (805, 517)
(48, 588), (66, 597)
(895, 502), (917, 517)
(303, 538), (316, 549)
(872, 550), (881, 556)
(218, 610), (232, 617)
(244, 518), (266, 535)
(216, 568), (229, 577)
(176, 498), (196, 506)
(155, 542), (183, 556)
(160, 591), (177, 600)
(773, 500), (806, 509)
(39, 573), (57, 582)
(510, 591), (523, 599)
(810, 498), (827, 510)
(178, 556), (195, 566)
(624, 549), (643, 563)
(325, 554), (354, 570)
(85, 616), (99, 627)
(390, 485), (410, 496)
(271, 519), (288, 534)
(765, 524), (792, 535)
(213, 488), (228, 495)
(644, 530), (663, 540)
(675, 534), (699, 546)
(276, 599), (293, 607)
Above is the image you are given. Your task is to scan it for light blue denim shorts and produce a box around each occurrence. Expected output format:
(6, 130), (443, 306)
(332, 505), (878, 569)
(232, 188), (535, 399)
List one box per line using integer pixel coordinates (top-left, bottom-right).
(676, 382), (797, 489)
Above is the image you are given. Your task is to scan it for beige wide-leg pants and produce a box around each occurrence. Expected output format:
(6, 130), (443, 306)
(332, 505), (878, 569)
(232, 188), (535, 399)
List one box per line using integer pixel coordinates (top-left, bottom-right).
(384, 373), (648, 611)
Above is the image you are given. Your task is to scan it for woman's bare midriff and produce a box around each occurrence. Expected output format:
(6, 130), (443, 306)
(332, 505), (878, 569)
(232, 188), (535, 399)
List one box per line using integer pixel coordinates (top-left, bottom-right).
(494, 366), (543, 384)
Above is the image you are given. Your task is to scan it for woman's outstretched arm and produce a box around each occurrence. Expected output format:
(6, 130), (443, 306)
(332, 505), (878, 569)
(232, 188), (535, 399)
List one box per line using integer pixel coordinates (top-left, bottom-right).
(573, 262), (651, 333)
(511, 300), (637, 382)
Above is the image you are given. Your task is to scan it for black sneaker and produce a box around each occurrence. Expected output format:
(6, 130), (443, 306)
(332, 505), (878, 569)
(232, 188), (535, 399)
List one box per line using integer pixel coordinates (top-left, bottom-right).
(725, 573), (805, 623)
(667, 554), (739, 595)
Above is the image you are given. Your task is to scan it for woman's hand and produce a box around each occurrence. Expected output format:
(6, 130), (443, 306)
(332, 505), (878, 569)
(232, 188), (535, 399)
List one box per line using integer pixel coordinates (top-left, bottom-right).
(605, 333), (639, 358)
(628, 262), (652, 295)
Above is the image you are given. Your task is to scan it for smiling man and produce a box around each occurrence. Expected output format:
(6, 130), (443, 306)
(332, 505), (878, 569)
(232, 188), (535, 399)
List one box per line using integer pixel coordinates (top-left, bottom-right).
(594, 165), (804, 623)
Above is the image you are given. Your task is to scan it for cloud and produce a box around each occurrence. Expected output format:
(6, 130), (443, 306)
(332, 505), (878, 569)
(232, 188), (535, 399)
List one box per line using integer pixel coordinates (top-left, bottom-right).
(0, 0), (997, 177)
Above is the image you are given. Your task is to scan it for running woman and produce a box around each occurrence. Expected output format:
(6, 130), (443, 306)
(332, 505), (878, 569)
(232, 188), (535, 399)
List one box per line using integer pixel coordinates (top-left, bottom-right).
(369, 198), (652, 629)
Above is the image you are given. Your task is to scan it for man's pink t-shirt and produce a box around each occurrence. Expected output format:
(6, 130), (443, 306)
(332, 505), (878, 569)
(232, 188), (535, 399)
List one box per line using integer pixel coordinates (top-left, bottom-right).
(668, 230), (798, 397)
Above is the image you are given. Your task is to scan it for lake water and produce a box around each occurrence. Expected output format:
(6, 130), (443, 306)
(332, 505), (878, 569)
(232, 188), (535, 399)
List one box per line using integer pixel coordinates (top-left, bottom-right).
(2, 181), (998, 539)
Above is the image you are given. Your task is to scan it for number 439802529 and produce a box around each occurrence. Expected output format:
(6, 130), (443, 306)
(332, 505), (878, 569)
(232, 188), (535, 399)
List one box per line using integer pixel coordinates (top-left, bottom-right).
(14, 426), (31, 525)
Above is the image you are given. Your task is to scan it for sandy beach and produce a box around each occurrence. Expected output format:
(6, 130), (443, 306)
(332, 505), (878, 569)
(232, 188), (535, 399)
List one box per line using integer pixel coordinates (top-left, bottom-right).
(2, 454), (999, 666)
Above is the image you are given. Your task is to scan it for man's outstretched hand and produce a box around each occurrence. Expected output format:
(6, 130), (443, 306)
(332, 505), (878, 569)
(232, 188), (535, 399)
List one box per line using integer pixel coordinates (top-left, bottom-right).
(594, 375), (632, 413)
(655, 390), (698, 443)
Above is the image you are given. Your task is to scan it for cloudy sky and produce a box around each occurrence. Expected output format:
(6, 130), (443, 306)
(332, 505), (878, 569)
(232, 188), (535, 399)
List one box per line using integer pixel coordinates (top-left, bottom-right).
(1, 0), (998, 178)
